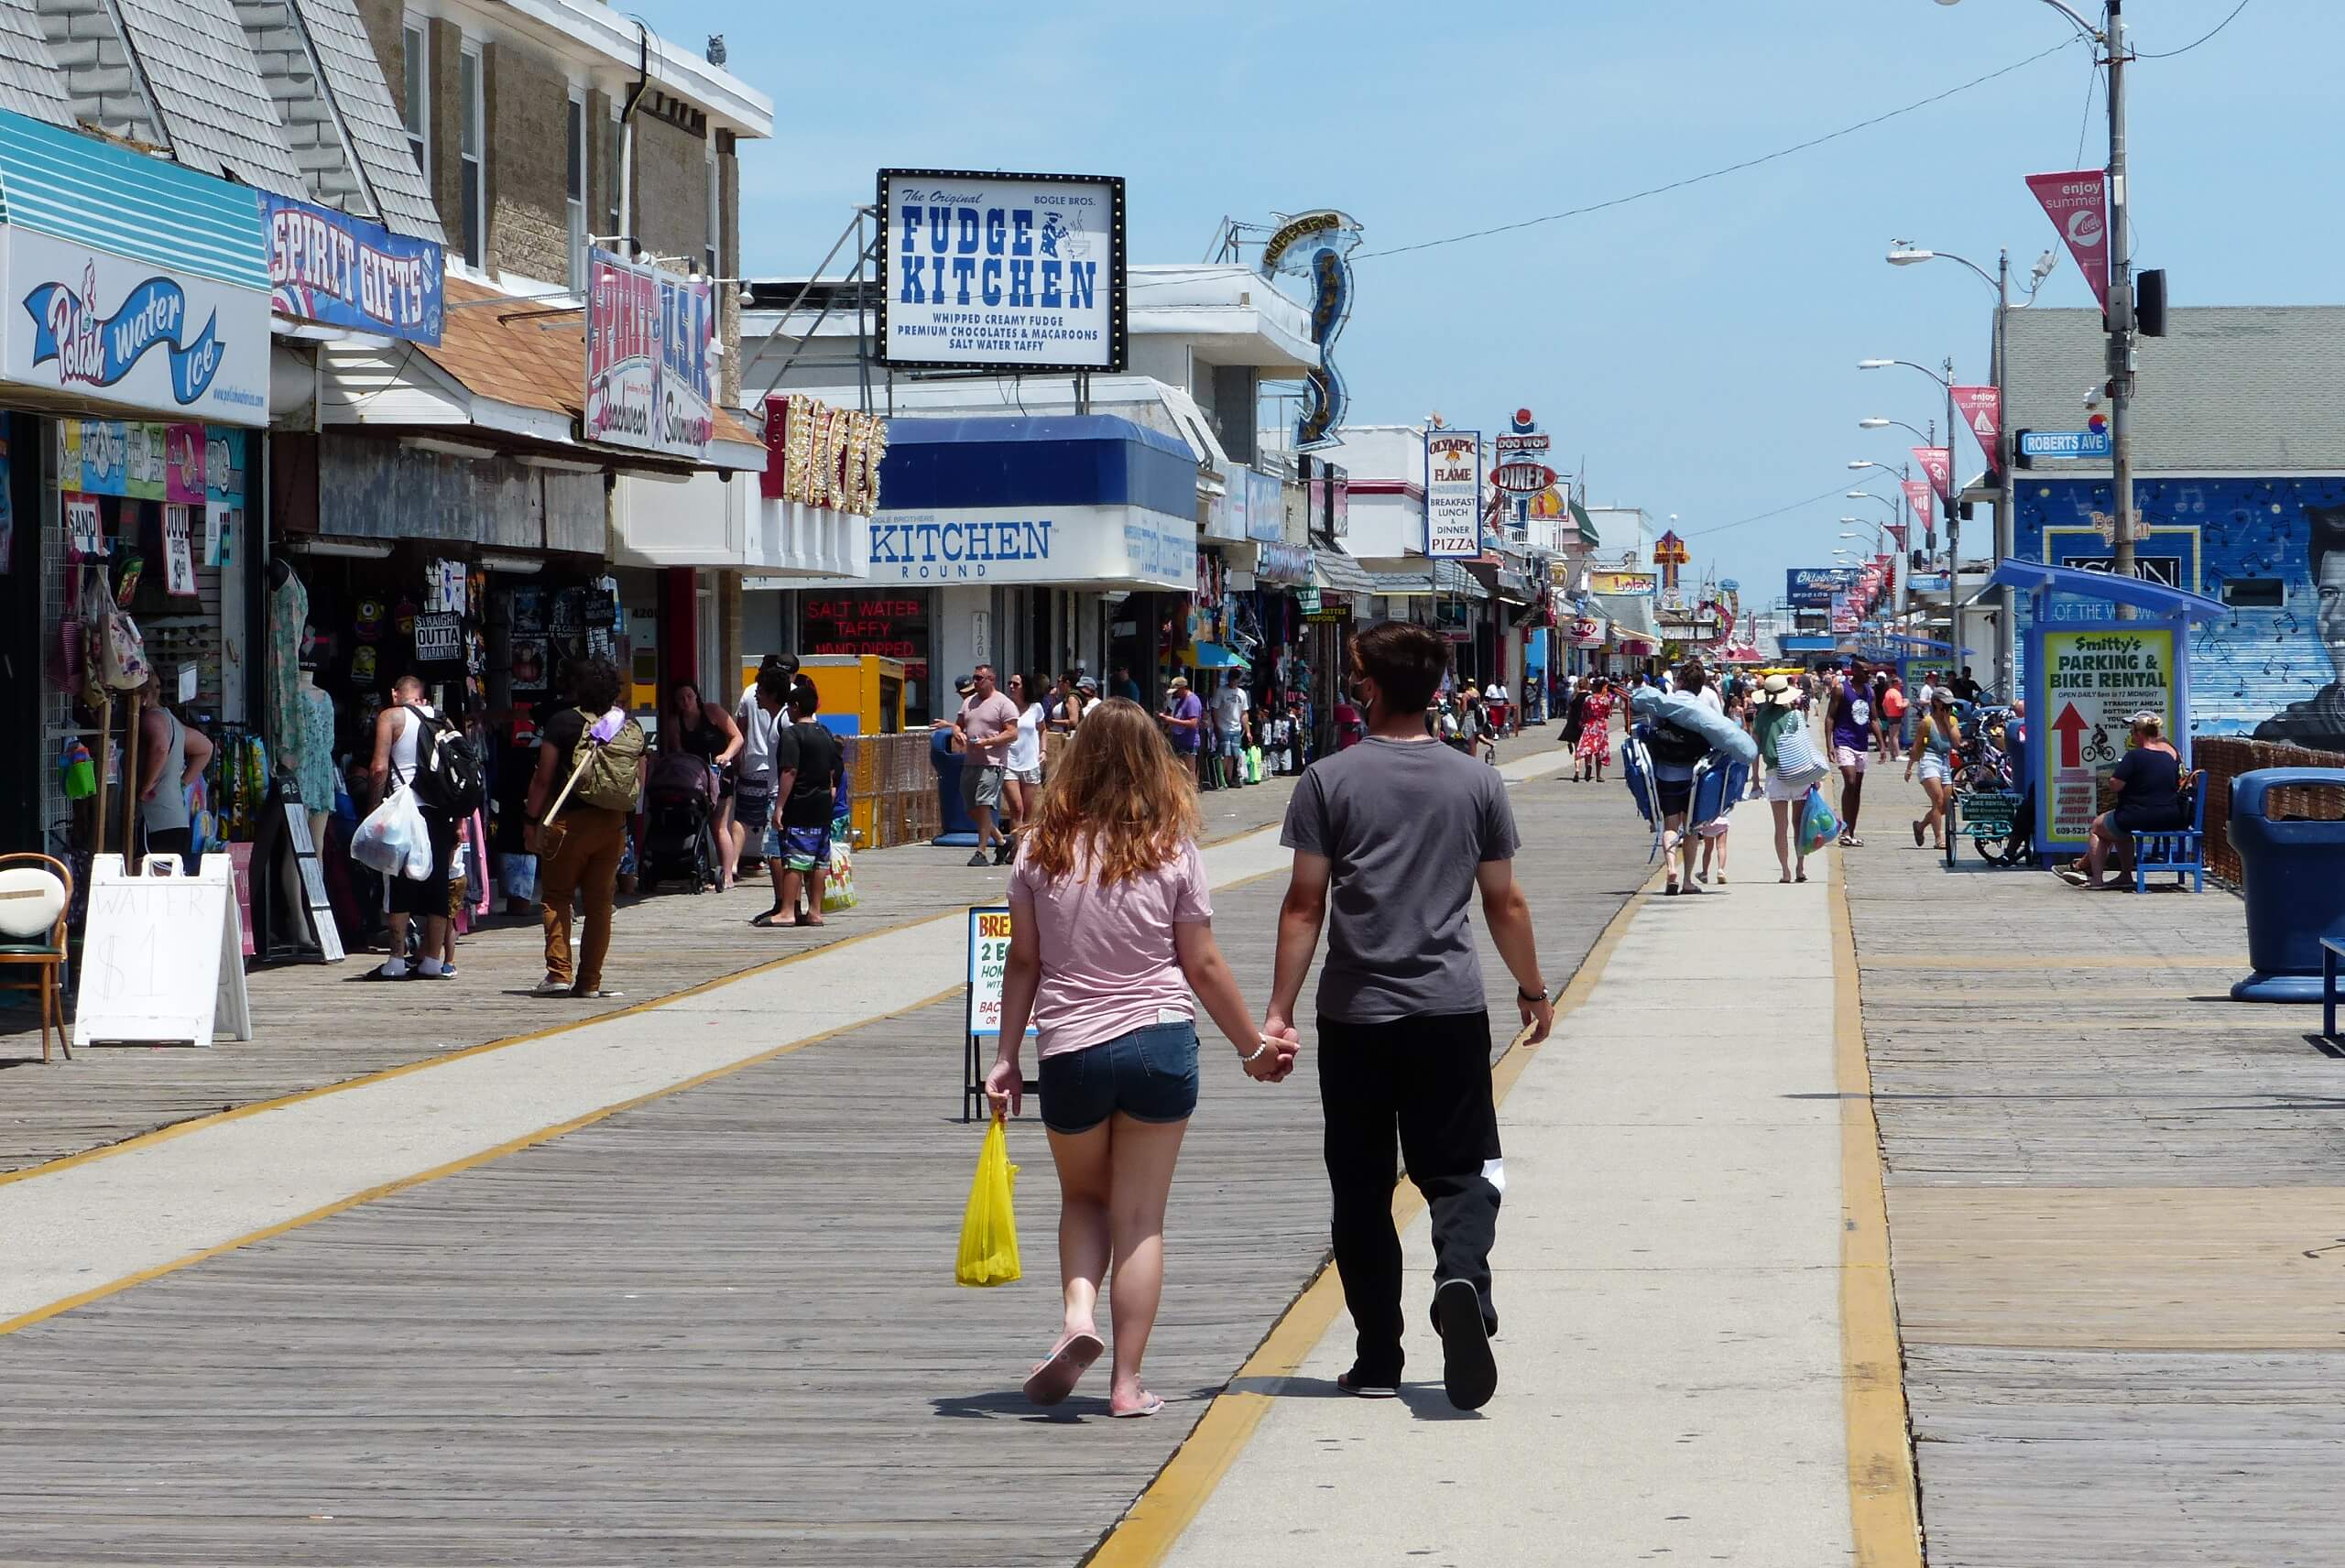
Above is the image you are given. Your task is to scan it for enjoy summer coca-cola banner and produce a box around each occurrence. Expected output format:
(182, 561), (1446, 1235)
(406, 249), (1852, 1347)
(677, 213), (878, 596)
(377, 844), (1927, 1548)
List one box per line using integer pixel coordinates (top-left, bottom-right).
(2025, 170), (2111, 311)
(1952, 386), (2002, 470)
(1913, 446), (1952, 505)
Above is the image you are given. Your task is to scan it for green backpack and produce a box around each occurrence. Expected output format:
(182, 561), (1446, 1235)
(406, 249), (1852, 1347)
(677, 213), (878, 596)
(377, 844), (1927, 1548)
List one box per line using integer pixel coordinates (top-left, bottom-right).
(568, 711), (646, 813)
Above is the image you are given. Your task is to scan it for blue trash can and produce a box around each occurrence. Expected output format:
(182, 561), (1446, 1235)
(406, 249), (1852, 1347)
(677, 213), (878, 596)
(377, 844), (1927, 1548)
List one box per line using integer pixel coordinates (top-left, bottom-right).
(930, 728), (980, 847)
(2229, 768), (2345, 1003)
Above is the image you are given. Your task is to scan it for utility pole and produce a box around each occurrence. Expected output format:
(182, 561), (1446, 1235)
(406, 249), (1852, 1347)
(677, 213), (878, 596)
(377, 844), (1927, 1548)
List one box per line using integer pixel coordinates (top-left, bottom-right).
(1995, 248), (2014, 698)
(1943, 360), (1958, 649)
(2105, 0), (2138, 601)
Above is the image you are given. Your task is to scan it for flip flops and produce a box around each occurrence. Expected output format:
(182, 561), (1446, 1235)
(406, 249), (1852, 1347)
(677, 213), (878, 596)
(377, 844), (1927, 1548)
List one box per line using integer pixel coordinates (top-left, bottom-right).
(1021, 1329), (1105, 1407)
(1110, 1392), (1164, 1419)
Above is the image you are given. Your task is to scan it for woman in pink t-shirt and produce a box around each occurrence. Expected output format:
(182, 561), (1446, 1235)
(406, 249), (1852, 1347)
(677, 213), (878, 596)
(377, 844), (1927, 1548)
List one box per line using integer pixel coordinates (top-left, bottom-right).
(986, 700), (1297, 1418)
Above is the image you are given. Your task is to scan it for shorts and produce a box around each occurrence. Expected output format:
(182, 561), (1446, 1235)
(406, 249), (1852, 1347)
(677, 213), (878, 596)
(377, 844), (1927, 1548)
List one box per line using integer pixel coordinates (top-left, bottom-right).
(1697, 818), (1730, 838)
(1008, 765), (1042, 786)
(1832, 746), (1869, 773)
(961, 762), (1004, 810)
(1917, 754), (1950, 786)
(780, 823), (832, 874)
(387, 807), (456, 917)
(1654, 777), (1694, 816)
(735, 780), (774, 833)
(1217, 726), (1246, 759)
(1038, 1020), (1200, 1135)
(1764, 769), (1808, 803)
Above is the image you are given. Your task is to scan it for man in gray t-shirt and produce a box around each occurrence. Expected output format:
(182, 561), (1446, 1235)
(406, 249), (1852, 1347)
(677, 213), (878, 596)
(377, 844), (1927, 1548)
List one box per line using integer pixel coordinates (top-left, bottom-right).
(1268, 621), (1552, 1412)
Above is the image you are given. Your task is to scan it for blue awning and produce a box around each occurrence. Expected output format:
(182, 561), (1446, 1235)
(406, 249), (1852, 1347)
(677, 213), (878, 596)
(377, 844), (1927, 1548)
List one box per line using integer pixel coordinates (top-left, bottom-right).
(0, 109), (266, 290)
(1186, 642), (1250, 670)
(877, 414), (1198, 517)
(1985, 560), (2229, 625)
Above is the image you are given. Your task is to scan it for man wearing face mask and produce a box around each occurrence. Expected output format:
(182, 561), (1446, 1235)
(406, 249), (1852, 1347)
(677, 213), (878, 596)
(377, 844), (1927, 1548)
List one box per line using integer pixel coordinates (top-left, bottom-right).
(2255, 505), (2345, 754)
(1265, 622), (1552, 1411)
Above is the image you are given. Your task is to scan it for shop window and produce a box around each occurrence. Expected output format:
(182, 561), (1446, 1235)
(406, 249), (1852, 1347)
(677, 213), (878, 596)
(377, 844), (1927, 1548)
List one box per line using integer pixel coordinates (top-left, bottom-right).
(400, 20), (428, 182)
(566, 92), (587, 291)
(458, 43), (484, 268)
(2222, 577), (2285, 609)
(704, 150), (719, 276)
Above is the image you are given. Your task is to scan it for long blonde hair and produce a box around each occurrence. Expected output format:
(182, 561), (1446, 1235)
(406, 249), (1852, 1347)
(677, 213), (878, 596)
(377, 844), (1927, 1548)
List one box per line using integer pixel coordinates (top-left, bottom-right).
(1023, 698), (1201, 886)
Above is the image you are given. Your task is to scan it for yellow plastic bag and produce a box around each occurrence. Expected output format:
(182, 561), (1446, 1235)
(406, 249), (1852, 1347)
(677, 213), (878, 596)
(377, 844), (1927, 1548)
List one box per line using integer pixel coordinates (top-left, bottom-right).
(954, 1115), (1022, 1287)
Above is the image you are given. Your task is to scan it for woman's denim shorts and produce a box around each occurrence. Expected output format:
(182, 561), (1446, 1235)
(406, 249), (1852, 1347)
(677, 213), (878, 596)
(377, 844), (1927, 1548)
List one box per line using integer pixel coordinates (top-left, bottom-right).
(1039, 1021), (1200, 1135)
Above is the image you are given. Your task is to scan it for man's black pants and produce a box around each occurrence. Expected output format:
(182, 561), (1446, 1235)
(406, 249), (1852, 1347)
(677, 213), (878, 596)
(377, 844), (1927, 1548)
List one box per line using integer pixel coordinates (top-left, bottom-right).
(1317, 1009), (1503, 1382)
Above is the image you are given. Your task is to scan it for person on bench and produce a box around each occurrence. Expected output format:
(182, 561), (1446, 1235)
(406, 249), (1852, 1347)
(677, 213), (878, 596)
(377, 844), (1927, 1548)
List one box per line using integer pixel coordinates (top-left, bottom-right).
(2062, 713), (2185, 891)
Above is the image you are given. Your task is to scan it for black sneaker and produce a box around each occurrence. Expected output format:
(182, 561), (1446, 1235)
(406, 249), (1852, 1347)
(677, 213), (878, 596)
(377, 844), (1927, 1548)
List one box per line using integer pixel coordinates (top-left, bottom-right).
(1335, 1366), (1401, 1399)
(1434, 1278), (1497, 1410)
(966, 850), (990, 867)
(994, 838), (1015, 866)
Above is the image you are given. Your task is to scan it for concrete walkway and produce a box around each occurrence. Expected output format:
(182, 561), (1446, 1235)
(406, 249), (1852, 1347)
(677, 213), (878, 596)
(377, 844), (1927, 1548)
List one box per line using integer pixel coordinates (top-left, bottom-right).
(1148, 798), (1867, 1567)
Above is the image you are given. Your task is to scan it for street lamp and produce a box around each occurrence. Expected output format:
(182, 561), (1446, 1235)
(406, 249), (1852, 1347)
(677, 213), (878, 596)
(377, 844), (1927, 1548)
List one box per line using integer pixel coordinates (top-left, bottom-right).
(1860, 417), (1932, 441)
(1932, 0), (2140, 597)
(1860, 354), (1962, 629)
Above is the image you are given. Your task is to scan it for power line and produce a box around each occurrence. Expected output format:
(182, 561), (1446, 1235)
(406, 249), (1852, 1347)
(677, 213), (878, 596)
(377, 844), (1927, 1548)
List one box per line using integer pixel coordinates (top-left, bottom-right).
(1352, 39), (2082, 264)
(2071, 60), (2101, 168)
(2135, 0), (2253, 59)
(1685, 485), (1859, 540)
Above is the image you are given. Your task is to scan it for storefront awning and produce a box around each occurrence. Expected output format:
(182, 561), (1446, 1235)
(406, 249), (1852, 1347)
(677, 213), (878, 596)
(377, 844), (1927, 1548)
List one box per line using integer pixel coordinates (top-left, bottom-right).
(1437, 560), (1489, 601)
(320, 275), (764, 469)
(1184, 642), (1250, 670)
(1368, 571), (1434, 597)
(1592, 592), (1660, 641)
(0, 108), (272, 423)
(1312, 548), (1376, 595)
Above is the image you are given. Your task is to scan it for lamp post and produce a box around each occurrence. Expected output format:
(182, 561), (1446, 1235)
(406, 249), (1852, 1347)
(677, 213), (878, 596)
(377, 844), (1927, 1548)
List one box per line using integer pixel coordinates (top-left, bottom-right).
(1860, 357), (1960, 650)
(1888, 242), (2018, 694)
(1934, 0), (2136, 603)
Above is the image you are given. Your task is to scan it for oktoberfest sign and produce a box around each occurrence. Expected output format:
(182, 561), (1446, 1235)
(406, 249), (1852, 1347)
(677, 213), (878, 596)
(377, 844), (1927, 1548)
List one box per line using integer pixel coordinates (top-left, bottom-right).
(878, 169), (1127, 374)
(1423, 430), (1482, 559)
(584, 249), (714, 460)
(259, 193), (443, 343)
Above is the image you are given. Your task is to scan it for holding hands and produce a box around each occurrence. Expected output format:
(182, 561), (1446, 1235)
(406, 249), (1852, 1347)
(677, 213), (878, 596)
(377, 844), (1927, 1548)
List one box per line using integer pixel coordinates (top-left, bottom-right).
(1245, 1017), (1303, 1083)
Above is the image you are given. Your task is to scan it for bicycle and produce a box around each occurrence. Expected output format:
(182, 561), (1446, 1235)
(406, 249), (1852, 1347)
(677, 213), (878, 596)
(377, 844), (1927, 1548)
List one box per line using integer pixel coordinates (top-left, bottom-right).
(2083, 725), (2117, 765)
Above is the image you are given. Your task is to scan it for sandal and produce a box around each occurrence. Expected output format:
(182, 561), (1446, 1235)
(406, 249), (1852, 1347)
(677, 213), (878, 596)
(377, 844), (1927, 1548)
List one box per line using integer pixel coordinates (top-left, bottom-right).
(1912, 820), (1925, 847)
(1022, 1330), (1105, 1407)
(359, 964), (414, 981)
(1110, 1391), (1165, 1419)
(749, 911), (789, 928)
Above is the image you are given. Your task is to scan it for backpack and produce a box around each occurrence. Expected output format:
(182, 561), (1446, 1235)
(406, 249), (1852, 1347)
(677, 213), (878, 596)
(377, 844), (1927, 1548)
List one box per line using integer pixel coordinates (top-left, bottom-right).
(1642, 717), (1711, 768)
(403, 703), (485, 816)
(569, 709), (647, 813)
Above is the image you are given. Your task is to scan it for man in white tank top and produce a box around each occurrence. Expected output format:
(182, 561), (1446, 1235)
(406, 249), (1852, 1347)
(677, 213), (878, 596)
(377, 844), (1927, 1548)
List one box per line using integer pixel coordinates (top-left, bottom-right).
(365, 673), (455, 980)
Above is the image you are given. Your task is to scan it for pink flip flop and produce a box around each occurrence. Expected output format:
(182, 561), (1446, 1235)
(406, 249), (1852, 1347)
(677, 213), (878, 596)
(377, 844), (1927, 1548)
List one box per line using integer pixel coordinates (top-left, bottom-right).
(1110, 1392), (1164, 1419)
(1022, 1330), (1105, 1407)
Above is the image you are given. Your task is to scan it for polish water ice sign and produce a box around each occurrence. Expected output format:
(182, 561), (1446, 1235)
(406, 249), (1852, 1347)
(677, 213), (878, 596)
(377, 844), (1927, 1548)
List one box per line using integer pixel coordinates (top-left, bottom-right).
(2038, 627), (2175, 850)
(878, 169), (1128, 374)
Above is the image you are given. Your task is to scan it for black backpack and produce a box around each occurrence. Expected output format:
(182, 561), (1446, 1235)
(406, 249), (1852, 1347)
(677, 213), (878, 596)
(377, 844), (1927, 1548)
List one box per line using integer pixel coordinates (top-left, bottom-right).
(1642, 718), (1711, 768)
(404, 702), (486, 816)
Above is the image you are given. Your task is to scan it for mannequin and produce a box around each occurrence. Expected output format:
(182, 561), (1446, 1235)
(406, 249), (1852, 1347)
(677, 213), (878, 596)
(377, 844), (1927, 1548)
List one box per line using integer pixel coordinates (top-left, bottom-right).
(274, 640), (340, 956)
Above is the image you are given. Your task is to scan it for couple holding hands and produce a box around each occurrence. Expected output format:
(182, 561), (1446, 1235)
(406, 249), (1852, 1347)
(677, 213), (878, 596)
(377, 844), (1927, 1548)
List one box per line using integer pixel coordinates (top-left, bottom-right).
(984, 623), (1549, 1419)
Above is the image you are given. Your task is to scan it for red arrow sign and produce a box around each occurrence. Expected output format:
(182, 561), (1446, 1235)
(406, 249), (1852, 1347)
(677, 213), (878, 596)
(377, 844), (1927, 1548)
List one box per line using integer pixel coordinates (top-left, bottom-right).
(2052, 702), (2089, 768)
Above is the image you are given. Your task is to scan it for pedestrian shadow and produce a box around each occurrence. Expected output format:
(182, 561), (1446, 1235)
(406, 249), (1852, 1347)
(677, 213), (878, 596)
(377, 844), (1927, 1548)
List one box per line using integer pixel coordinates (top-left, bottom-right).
(1224, 1374), (1482, 1421)
(930, 1384), (1226, 1424)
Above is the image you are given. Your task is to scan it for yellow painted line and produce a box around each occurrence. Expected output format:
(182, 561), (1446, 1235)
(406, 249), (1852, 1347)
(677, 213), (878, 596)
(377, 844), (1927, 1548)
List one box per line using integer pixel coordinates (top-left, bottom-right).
(1087, 859), (1663, 1568)
(0, 984), (966, 1341)
(0, 811), (1314, 1195)
(1831, 851), (1925, 1568)
(1864, 953), (2247, 972)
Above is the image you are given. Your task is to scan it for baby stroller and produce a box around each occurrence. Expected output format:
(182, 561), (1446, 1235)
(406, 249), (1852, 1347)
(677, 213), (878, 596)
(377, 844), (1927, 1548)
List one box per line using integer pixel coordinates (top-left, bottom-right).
(638, 752), (718, 895)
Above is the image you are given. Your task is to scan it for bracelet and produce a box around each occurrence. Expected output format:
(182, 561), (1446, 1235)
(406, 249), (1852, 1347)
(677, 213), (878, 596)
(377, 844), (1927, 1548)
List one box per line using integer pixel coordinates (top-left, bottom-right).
(1239, 1040), (1272, 1064)
(1519, 985), (1548, 1005)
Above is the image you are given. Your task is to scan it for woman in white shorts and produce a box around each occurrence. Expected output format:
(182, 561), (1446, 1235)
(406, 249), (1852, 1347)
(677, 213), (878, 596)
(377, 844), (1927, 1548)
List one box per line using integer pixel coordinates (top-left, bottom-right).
(1751, 675), (1814, 883)
(1904, 691), (1959, 850)
(1000, 672), (1051, 840)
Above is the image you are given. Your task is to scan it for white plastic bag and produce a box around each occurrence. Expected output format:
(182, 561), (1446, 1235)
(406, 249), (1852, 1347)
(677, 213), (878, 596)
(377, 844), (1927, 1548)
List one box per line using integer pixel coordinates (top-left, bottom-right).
(351, 787), (432, 880)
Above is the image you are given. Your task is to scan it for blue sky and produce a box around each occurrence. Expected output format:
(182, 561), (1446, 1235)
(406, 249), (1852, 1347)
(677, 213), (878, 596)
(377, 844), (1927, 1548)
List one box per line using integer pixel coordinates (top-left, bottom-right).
(637, 0), (2323, 599)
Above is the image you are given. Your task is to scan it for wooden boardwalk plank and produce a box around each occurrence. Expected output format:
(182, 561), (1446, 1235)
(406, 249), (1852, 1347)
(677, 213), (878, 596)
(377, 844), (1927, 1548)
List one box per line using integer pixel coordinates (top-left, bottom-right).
(0, 765), (1650, 1566)
(1845, 773), (2345, 1566)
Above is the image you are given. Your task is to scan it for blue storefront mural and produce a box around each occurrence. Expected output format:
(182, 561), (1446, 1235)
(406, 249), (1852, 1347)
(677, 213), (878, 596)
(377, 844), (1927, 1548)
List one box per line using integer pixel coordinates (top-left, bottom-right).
(2016, 476), (2345, 749)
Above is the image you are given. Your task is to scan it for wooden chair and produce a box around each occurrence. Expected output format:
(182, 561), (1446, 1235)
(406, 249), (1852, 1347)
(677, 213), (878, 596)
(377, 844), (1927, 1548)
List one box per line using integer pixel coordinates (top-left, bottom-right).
(0, 853), (72, 1062)
(2132, 770), (2208, 894)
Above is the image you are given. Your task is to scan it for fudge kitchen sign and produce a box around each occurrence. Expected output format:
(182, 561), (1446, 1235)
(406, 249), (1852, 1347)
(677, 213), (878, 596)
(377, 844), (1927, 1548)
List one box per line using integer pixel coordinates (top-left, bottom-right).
(862, 505), (1193, 591)
(9, 231), (267, 422)
(878, 169), (1128, 374)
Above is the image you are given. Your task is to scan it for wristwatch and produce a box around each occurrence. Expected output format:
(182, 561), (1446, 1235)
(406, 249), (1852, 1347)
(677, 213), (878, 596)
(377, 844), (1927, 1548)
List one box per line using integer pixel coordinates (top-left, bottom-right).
(1519, 985), (1549, 1005)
